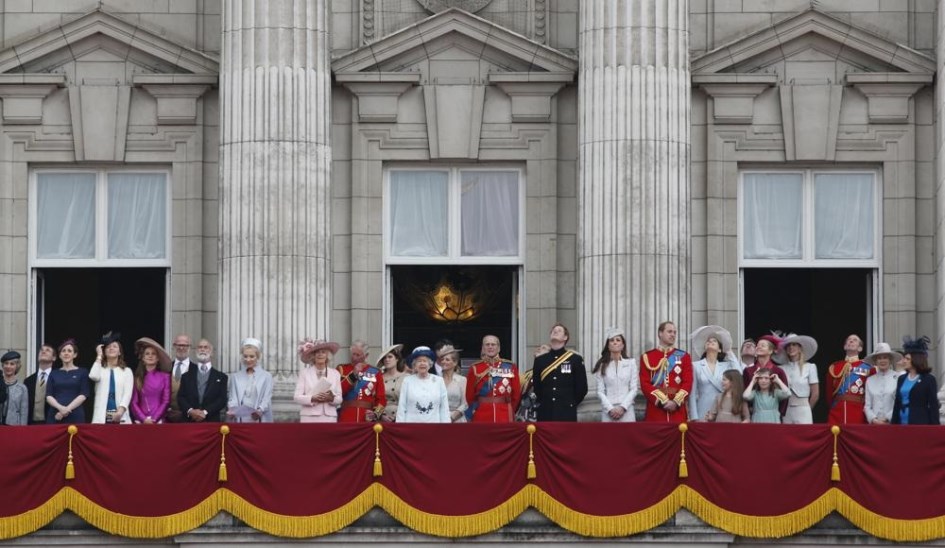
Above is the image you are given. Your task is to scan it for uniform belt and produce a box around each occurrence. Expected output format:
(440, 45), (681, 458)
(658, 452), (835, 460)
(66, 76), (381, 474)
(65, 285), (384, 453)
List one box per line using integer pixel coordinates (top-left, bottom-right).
(663, 387), (680, 396)
(837, 394), (865, 404)
(479, 396), (511, 404)
(341, 400), (373, 409)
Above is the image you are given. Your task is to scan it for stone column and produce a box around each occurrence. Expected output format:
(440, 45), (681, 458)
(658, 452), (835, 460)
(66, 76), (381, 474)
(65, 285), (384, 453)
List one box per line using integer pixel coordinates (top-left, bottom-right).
(219, 0), (331, 380)
(577, 0), (690, 361)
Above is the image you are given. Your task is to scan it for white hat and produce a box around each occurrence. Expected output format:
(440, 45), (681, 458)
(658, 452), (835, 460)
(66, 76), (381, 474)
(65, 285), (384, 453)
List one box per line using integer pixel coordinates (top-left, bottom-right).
(863, 342), (903, 366)
(603, 327), (624, 341)
(779, 334), (818, 362)
(689, 325), (733, 354)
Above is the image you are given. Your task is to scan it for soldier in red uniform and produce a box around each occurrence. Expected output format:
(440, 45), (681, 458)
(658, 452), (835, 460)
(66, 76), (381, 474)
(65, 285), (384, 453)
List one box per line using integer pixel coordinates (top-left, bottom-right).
(465, 335), (520, 423)
(337, 340), (386, 422)
(826, 334), (874, 425)
(639, 321), (692, 423)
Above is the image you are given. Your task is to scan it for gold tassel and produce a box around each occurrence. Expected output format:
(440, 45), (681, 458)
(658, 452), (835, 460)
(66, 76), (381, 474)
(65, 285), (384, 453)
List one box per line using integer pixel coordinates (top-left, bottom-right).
(526, 424), (537, 479)
(65, 425), (78, 480)
(678, 423), (689, 478)
(219, 425), (230, 483)
(373, 424), (383, 477)
(831, 425), (841, 482)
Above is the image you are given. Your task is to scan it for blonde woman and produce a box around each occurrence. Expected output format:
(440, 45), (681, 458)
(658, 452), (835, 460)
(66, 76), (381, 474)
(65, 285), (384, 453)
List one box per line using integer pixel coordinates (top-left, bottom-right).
(438, 345), (467, 422)
(294, 338), (342, 423)
(228, 338), (274, 423)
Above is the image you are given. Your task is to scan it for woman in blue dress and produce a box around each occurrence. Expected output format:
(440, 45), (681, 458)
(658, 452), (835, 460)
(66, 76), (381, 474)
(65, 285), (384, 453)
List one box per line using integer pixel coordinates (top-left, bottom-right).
(45, 339), (90, 424)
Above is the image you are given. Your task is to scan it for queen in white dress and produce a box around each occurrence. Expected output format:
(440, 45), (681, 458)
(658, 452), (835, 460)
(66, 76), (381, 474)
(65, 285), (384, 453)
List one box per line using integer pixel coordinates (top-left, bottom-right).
(397, 346), (450, 423)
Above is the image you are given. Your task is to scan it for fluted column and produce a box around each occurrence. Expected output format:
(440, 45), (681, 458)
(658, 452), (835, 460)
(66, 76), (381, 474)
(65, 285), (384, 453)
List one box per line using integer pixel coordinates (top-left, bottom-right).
(219, 0), (331, 375)
(577, 0), (690, 358)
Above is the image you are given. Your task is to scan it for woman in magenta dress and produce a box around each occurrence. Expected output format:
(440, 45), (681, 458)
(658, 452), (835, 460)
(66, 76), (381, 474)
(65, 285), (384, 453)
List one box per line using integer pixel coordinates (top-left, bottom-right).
(130, 337), (172, 424)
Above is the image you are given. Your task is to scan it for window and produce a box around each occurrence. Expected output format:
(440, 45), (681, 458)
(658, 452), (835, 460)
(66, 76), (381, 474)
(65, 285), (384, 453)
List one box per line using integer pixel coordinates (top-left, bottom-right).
(386, 168), (523, 263)
(739, 170), (878, 266)
(31, 169), (170, 266)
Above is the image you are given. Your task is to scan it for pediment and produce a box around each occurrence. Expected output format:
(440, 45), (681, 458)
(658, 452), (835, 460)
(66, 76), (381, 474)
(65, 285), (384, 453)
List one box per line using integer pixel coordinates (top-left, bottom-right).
(332, 7), (577, 76)
(0, 8), (219, 75)
(693, 8), (935, 76)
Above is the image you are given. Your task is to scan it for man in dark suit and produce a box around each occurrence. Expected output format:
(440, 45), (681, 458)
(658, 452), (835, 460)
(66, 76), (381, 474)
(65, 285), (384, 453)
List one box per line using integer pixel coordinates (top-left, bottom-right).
(24, 344), (57, 425)
(177, 339), (228, 422)
(532, 322), (587, 422)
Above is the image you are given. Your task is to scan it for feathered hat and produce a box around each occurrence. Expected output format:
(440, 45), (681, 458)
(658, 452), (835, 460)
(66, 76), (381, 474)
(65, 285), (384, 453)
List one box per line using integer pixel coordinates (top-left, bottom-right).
(900, 335), (930, 356)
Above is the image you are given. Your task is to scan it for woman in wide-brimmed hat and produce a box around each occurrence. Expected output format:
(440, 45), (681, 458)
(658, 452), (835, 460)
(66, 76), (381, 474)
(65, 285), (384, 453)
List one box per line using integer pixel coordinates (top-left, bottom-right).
(688, 325), (740, 421)
(294, 338), (342, 423)
(863, 342), (903, 425)
(89, 331), (134, 424)
(130, 337), (172, 424)
(376, 344), (405, 422)
(778, 333), (820, 424)
(396, 346), (449, 423)
(228, 338), (274, 423)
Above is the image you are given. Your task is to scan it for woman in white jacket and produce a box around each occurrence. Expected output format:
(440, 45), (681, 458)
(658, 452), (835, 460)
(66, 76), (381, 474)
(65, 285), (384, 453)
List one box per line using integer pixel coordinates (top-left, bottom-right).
(593, 327), (639, 422)
(89, 331), (134, 424)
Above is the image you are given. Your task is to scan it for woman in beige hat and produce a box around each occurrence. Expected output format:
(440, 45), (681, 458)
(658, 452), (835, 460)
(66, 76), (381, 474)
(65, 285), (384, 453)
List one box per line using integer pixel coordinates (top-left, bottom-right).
(378, 344), (406, 422)
(779, 333), (819, 424)
(863, 342), (902, 425)
(437, 344), (467, 422)
(130, 337), (172, 424)
(293, 338), (342, 423)
(688, 325), (740, 421)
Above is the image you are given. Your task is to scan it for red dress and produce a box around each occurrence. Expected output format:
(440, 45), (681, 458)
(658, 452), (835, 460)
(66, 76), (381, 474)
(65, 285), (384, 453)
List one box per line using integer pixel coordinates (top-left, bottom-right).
(826, 358), (874, 425)
(639, 347), (692, 423)
(337, 363), (386, 423)
(465, 359), (521, 423)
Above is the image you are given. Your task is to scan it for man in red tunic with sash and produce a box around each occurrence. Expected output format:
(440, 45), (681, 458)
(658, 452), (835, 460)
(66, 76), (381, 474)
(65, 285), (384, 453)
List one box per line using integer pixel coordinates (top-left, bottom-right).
(465, 335), (520, 423)
(639, 321), (692, 423)
(337, 340), (386, 422)
(827, 334), (874, 425)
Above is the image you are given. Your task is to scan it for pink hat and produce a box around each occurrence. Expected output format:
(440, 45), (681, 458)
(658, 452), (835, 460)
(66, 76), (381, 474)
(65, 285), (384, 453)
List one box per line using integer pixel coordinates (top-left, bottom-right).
(298, 338), (340, 364)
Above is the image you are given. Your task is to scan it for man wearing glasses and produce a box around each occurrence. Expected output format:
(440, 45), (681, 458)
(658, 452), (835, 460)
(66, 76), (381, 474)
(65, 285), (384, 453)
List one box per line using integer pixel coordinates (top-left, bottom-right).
(167, 334), (194, 422)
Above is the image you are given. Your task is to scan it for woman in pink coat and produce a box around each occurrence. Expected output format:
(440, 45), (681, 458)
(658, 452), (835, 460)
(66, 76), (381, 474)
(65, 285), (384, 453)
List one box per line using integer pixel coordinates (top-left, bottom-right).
(294, 338), (343, 423)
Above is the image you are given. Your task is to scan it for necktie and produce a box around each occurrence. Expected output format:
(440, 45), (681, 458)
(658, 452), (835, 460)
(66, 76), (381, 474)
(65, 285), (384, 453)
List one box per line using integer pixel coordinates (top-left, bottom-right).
(201, 365), (208, 374)
(173, 361), (182, 381)
(39, 371), (46, 387)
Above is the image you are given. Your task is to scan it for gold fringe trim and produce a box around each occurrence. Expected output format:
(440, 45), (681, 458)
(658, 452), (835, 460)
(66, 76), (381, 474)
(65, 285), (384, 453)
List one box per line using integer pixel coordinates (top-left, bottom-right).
(682, 485), (834, 538)
(7, 484), (945, 541)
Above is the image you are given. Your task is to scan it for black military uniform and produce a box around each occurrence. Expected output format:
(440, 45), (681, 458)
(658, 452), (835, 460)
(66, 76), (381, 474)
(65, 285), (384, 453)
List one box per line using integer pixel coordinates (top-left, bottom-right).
(532, 346), (587, 421)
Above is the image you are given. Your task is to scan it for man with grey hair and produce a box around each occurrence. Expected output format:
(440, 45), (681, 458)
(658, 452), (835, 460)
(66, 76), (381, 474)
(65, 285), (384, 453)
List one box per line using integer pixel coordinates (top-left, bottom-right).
(338, 340), (386, 422)
(178, 339), (228, 422)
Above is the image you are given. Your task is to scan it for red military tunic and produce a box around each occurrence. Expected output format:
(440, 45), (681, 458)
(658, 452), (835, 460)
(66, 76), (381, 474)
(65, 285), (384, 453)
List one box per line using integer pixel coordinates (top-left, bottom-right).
(827, 357), (874, 425)
(639, 347), (692, 423)
(465, 358), (521, 423)
(337, 363), (386, 423)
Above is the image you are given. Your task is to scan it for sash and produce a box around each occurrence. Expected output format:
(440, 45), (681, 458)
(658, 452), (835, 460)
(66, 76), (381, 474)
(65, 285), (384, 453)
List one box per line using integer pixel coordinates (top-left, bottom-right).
(343, 366), (379, 402)
(831, 361), (867, 407)
(649, 350), (684, 387)
(465, 362), (512, 421)
(539, 351), (575, 382)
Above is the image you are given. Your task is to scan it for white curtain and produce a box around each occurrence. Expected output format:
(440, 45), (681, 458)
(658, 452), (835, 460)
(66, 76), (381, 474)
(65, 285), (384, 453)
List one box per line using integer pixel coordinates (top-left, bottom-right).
(36, 173), (96, 259)
(461, 171), (519, 256)
(815, 173), (874, 259)
(389, 171), (448, 256)
(743, 173), (803, 259)
(107, 173), (167, 259)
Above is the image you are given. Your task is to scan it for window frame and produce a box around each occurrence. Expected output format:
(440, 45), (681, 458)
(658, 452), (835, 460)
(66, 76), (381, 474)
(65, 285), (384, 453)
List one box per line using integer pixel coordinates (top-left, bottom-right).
(738, 168), (881, 269)
(383, 165), (526, 265)
(29, 167), (172, 268)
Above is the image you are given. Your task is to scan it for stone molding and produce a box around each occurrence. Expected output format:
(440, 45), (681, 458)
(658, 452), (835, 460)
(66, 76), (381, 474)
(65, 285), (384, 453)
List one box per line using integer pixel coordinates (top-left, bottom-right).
(335, 73), (420, 123)
(847, 73), (933, 125)
(491, 72), (572, 123)
(0, 76), (64, 125)
(0, 8), (219, 75)
(138, 82), (213, 125)
(694, 74), (777, 125)
(692, 7), (935, 75)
